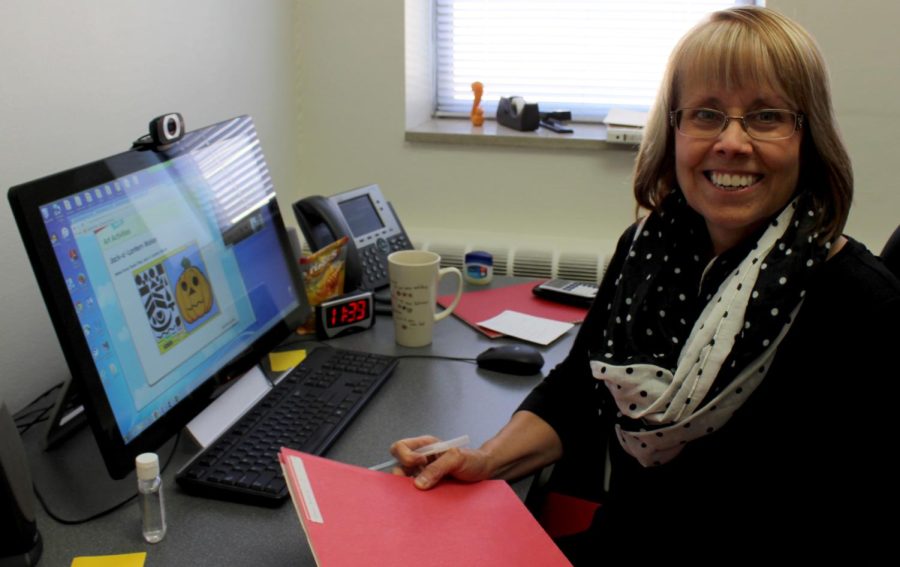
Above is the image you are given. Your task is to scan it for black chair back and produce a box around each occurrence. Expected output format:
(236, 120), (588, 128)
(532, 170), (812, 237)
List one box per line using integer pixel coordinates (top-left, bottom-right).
(880, 225), (900, 278)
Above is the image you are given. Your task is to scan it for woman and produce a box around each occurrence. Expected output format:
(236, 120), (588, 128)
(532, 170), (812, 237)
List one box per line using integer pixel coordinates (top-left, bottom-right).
(391, 7), (899, 564)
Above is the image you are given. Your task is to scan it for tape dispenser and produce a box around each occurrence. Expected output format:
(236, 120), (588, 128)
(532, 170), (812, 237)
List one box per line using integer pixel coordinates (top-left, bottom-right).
(496, 96), (539, 131)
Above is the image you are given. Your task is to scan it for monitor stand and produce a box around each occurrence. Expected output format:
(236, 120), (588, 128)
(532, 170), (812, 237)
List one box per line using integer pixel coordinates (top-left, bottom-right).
(22, 412), (178, 522)
(24, 357), (298, 518)
(42, 376), (87, 450)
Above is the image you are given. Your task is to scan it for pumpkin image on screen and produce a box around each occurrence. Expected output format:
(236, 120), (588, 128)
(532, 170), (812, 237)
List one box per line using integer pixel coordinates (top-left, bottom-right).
(175, 257), (214, 324)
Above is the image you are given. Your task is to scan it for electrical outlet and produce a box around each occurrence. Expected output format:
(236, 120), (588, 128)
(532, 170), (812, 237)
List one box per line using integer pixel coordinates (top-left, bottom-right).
(606, 126), (643, 145)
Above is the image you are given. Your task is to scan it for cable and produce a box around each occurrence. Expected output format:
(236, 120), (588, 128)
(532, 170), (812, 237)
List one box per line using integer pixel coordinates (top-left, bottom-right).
(275, 338), (478, 365)
(271, 336), (480, 365)
(34, 481), (138, 526)
(131, 134), (154, 149)
(394, 354), (478, 364)
(26, 381), (64, 406)
(15, 405), (54, 430)
(14, 406), (52, 423)
(16, 413), (51, 436)
(274, 335), (326, 350)
(13, 381), (63, 423)
(34, 430), (182, 525)
(14, 382), (64, 435)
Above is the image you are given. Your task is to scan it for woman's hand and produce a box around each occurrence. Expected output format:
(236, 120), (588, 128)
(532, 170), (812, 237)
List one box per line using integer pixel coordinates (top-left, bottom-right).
(389, 435), (493, 490)
(388, 411), (564, 491)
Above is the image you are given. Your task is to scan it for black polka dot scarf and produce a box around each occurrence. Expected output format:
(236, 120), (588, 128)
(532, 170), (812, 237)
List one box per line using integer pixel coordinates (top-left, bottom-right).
(589, 189), (831, 467)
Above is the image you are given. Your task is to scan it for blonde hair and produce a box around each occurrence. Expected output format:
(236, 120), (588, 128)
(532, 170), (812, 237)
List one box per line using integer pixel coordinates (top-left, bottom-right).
(633, 6), (852, 241)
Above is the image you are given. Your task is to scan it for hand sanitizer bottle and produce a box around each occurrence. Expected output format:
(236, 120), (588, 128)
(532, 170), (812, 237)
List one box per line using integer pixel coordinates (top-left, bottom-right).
(135, 453), (167, 543)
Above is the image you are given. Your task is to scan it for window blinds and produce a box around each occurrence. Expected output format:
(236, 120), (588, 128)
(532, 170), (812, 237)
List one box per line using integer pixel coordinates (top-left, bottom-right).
(435, 0), (755, 120)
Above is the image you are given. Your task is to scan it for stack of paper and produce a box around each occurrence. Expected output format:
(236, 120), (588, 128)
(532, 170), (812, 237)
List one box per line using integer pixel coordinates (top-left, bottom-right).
(437, 280), (587, 340)
(478, 310), (574, 345)
(602, 108), (648, 127)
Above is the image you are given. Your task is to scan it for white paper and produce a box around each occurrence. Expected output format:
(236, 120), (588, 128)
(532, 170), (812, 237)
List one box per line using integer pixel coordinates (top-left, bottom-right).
(478, 310), (574, 345)
(603, 108), (648, 128)
(185, 365), (271, 448)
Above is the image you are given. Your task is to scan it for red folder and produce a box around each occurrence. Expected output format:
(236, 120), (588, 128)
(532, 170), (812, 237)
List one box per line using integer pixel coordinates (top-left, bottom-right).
(279, 448), (571, 566)
(437, 280), (588, 338)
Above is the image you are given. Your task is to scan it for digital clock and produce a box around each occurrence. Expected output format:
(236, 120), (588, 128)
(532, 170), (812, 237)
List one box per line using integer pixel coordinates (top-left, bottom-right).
(314, 290), (376, 339)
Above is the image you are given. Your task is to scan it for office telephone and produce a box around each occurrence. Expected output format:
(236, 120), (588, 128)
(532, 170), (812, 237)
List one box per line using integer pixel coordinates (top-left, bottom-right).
(293, 184), (412, 292)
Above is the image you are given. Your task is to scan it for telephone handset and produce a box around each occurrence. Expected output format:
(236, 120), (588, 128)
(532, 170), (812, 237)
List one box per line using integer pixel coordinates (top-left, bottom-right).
(293, 184), (413, 292)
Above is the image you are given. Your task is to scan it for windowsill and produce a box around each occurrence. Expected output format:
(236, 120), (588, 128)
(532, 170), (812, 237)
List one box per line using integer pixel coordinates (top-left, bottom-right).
(405, 118), (639, 151)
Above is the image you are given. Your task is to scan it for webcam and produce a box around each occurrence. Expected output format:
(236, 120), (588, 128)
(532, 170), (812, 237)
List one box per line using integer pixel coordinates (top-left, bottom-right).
(149, 113), (184, 145)
(133, 113), (185, 150)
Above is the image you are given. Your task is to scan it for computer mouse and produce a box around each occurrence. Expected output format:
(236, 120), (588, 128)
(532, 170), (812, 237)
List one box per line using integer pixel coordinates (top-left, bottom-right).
(476, 344), (544, 376)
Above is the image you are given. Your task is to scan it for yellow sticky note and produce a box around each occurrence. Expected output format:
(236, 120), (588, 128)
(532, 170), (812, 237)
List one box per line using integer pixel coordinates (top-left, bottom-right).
(269, 349), (307, 372)
(71, 552), (146, 567)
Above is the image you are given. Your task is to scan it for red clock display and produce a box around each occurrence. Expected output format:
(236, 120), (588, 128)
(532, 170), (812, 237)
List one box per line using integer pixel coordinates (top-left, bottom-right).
(326, 298), (370, 328)
(314, 290), (375, 339)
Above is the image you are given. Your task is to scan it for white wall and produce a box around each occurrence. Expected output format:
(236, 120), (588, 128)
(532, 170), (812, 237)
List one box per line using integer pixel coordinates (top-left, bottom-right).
(0, 0), (298, 412)
(2, 0), (898, 413)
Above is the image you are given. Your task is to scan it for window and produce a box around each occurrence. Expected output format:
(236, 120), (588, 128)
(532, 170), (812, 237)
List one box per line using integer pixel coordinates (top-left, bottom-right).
(435, 0), (758, 121)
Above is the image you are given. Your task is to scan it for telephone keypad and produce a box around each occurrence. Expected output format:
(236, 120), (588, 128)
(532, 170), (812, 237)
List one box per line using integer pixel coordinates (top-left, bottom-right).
(360, 244), (389, 288)
(388, 234), (410, 251)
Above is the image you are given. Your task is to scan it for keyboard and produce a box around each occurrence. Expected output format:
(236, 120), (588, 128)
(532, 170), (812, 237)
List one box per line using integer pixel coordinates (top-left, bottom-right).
(175, 346), (398, 507)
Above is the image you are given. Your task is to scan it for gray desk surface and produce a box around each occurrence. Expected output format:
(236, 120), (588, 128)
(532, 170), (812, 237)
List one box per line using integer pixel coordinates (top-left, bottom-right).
(21, 277), (578, 566)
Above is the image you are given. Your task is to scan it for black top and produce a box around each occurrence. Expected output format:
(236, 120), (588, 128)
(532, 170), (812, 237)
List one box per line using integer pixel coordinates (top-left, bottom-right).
(519, 227), (900, 564)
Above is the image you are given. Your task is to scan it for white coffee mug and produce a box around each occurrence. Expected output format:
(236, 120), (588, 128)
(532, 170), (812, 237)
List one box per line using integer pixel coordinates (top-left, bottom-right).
(388, 250), (463, 347)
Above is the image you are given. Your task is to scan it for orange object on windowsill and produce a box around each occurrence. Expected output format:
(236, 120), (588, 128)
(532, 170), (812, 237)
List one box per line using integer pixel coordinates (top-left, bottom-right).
(471, 81), (485, 126)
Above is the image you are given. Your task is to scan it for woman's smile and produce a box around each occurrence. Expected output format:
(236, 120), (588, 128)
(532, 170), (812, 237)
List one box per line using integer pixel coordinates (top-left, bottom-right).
(705, 170), (764, 191)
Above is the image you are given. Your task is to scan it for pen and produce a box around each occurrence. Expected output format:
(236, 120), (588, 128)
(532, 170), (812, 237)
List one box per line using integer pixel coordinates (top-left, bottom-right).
(368, 434), (470, 472)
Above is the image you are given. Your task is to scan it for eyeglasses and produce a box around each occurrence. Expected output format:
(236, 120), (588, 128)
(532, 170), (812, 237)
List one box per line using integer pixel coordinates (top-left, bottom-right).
(669, 108), (804, 141)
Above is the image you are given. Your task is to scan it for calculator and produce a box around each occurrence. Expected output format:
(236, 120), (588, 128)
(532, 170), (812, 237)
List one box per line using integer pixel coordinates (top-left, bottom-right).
(532, 278), (599, 307)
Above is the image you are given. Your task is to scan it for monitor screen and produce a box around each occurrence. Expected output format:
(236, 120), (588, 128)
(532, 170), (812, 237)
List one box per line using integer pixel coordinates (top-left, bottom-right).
(8, 115), (310, 478)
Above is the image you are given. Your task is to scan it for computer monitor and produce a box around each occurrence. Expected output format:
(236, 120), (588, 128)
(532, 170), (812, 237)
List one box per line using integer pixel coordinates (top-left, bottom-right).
(8, 115), (310, 479)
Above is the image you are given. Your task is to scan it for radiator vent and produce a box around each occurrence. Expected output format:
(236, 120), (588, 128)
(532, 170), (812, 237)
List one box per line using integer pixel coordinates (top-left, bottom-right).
(420, 241), (607, 283)
(426, 242), (465, 270)
(557, 252), (605, 282)
(293, 228), (608, 284)
(512, 249), (554, 278)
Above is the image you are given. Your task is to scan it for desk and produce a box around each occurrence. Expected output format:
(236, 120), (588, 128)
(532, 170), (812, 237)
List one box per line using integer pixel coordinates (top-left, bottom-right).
(21, 278), (578, 566)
